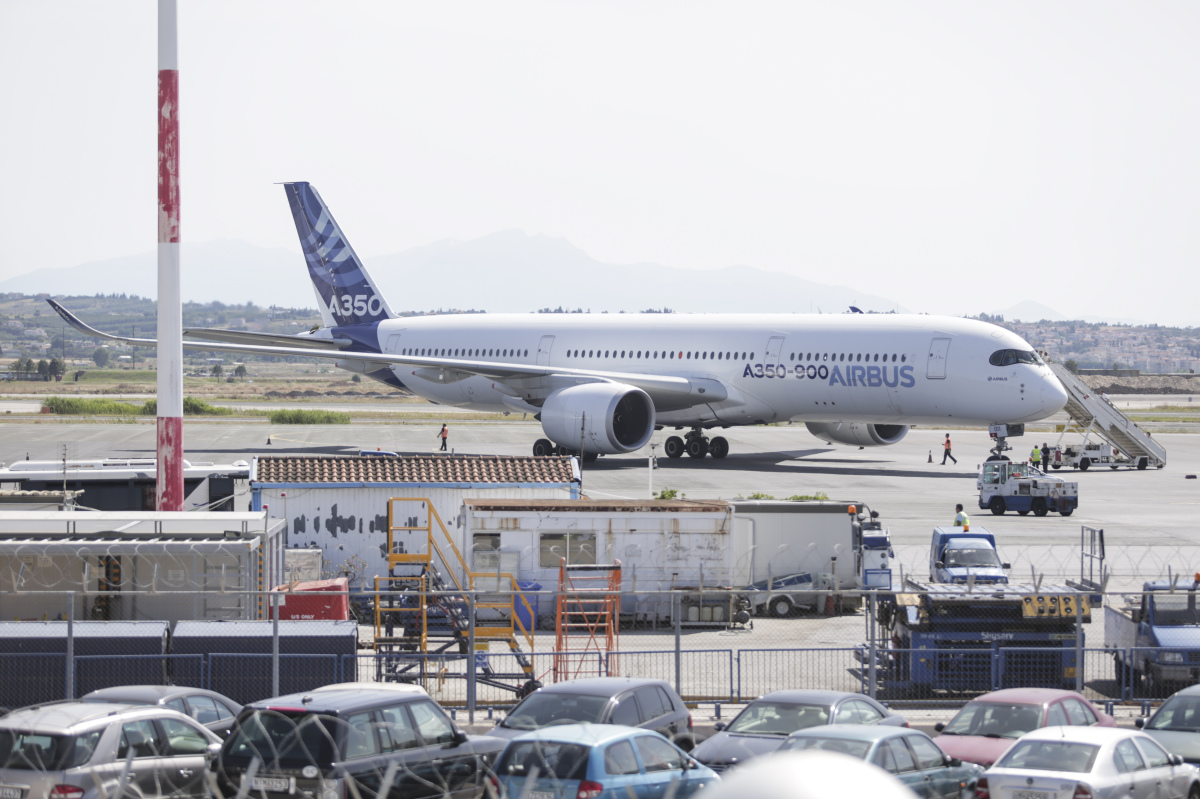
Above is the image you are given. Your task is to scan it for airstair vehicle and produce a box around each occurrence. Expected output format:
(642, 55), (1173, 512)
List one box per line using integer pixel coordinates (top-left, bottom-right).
(373, 498), (540, 698)
(1047, 363), (1167, 470)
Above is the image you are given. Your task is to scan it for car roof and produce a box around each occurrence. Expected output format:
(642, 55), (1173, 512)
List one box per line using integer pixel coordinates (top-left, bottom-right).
(1019, 726), (1133, 745)
(755, 690), (873, 706)
(969, 688), (1084, 705)
(1162, 685), (1200, 699)
(248, 683), (429, 713)
(0, 702), (183, 734)
(510, 723), (655, 746)
(788, 725), (916, 743)
(533, 677), (671, 697)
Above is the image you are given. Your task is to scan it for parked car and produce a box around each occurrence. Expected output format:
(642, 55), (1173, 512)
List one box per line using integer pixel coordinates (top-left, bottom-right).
(489, 677), (695, 750)
(979, 726), (1200, 799)
(81, 684), (242, 737)
(0, 701), (221, 799)
(492, 724), (718, 799)
(210, 682), (505, 799)
(1137, 684), (1200, 764)
(780, 724), (983, 799)
(934, 688), (1115, 767)
(690, 689), (907, 773)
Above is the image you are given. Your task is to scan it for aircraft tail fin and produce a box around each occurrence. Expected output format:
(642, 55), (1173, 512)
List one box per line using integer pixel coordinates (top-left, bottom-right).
(283, 182), (395, 328)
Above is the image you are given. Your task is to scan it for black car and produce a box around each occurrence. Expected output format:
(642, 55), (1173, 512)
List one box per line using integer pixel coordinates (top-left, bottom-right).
(690, 689), (908, 772)
(210, 682), (506, 799)
(81, 684), (243, 737)
(489, 677), (695, 750)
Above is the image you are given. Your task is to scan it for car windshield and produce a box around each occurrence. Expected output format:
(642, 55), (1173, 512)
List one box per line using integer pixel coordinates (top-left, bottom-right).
(501, 693), (610, 730)
(495, 741), (590, 780)
(1151, 595), (1200, 626)
(726, 702), (830, 735)
(0, 729), (103, 770)
(996, 740), (1100, 773)
(944, 549), (1001, 568)
(781, 735), (872, 760)
(1148, 695), (1200, 731)
(941, 702), (1042, 738)
(222, 711), (339, 769)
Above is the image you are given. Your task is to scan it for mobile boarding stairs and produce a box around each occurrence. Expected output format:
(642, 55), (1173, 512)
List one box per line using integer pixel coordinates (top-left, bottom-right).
(1048, 363), (1167, 470)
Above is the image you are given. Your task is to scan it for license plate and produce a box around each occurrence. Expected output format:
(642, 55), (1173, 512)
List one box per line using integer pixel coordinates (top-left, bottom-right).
(250, 777), (292, 793)
(1012, 791), (1049, 799)
(0, 787), (23, 799)
(529, 792), (555, 799)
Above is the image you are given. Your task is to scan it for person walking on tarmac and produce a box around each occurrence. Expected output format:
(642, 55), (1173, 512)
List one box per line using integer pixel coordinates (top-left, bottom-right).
(942, 434), (957, 465)
(954, 503), (970, 530)
(1030, 444), (1042, 470)
(1041, 442), (1051, 468)
(437, 423), (449, 452)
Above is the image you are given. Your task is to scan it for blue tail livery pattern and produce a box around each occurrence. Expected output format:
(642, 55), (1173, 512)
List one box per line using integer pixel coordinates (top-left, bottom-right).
(283, 182), (394, 327)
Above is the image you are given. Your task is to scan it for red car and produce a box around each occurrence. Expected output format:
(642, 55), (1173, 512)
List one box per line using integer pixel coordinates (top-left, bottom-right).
(934, 688), (1115, 767)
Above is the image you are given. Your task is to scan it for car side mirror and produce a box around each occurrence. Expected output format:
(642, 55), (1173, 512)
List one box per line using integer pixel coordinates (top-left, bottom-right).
(947, 757), (961, 767)
(1002, 563), (1011, 570)
(204, 742), (222, 763)
(1171, 754), (1184, 766)
(452, 729), (469, 746)
(1134, 718), (1145, 729)
(683, 758), (697, 771)
(934, 722), (945, 733)
(934, 561), (944, 569)
(713, 722), (726, 732)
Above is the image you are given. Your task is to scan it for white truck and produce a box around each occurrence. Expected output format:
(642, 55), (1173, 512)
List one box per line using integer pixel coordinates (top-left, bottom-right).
(977, 460), (1078, 517)
(1051, 441), (1146, 471)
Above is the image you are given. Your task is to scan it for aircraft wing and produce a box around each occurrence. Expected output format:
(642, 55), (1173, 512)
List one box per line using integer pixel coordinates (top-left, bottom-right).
(183, 328), (352, 350)
(47, 299), (725, 406)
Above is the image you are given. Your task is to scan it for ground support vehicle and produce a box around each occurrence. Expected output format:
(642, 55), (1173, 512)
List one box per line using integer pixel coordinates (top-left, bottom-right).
(1107, 578), (1200, 697)
(929, 527), (1009, 585)
(977, 460), (1078, 517)
(1047, 362), (1167, 470)
(875, 580), (1090, 699)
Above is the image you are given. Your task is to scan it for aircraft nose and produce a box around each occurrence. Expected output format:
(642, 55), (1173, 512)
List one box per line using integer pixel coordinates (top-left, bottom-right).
(1043, 371), (1069, 415)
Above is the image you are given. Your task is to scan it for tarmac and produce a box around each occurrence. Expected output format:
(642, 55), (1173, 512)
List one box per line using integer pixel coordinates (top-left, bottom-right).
(0, 416), (1196, 732)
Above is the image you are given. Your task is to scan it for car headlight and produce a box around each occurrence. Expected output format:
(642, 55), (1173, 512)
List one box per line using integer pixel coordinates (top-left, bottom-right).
(1160, 652), (1185, 664)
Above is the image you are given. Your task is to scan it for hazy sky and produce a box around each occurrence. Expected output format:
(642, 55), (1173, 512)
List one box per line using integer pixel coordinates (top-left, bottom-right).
(2, 2), (1197, 325)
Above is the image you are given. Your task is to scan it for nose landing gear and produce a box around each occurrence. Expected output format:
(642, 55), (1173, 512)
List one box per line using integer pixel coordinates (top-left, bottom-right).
(664, 429), (729, 460)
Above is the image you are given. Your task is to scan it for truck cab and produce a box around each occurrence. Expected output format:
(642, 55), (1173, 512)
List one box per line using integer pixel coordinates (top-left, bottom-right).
(1108, 578), (1200, 694)
(929, 527), (1009, 584)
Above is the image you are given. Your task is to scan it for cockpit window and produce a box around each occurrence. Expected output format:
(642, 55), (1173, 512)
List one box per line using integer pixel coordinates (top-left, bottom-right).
(989, 350), (1042, 367)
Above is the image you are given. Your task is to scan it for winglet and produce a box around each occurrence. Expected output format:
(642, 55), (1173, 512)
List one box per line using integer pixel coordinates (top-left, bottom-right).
(45, 299), (158, 345)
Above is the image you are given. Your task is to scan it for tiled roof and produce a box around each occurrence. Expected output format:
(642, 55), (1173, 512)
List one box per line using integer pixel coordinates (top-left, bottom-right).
(464, 499), (730, 513)
(254, 455), (577, 485)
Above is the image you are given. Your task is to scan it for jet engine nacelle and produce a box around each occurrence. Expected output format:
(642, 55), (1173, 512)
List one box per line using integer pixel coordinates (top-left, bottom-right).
(805, 422), (909, 447)
(541, 383), (655, 454)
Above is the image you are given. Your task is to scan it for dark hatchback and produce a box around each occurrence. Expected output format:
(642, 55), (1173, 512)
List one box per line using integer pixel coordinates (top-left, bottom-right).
(690, 689), (908, 773)
(489, 678), (695, 750)
(210, 683), (506, 799)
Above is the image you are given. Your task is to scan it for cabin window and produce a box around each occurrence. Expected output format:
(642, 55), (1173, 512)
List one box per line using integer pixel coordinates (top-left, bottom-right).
(473, 533), (500, 552)
(539, 533), (596, 568)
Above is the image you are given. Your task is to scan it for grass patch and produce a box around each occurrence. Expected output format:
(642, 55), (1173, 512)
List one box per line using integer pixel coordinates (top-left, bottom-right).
(73, 370), (157, 383)
(268, 409), (351, 424)
(787, 493), (831, 501)
(42, 397), (143, 415)
(142, 397), (234, 416)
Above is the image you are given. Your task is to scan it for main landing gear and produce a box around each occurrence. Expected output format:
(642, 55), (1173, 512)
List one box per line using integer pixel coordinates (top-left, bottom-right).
(532, 438), (598, 463)
(664, 428), (729, 460)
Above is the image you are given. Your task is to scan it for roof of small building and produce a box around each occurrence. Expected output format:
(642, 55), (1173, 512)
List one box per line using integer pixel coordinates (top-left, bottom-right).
(253, 455), (577, 485)
(463, 498), (729, 512)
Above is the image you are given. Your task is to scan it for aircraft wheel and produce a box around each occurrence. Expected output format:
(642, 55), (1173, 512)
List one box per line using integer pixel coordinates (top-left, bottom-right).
(710, 436), (729, 459)
(686, 438), (708, 459)
(1078, 458), (1090, 471)
(533, 438), (554, 456)
(770, 596), (794, 617)
(989, 497), (1005, 516)
(582, 451), (598, 464)
(1032, 498), (1048, 517)
(664, 436), (684, 459)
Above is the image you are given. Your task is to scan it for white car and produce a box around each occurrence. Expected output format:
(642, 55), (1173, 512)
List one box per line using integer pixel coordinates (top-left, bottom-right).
(978, 726), (1200, 799)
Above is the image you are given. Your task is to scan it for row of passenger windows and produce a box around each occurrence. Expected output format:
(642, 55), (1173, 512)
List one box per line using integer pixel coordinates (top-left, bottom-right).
(401, 346), (908, 364)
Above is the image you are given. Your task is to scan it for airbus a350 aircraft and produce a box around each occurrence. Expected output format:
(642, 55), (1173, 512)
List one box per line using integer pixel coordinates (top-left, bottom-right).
(49, 182), (1068, 462)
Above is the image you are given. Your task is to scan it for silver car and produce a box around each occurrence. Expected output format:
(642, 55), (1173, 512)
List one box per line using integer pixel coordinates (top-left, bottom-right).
(980, 726), (1200, 799)
(0, 702), (220, 799)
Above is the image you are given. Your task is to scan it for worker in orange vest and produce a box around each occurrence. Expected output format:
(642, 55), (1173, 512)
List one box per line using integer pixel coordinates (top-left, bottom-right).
(437, 423), (449, 452)
(942, 433), (957, 465)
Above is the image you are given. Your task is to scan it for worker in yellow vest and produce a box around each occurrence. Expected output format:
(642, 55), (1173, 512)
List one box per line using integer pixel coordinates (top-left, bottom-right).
(954, 503), (970, 530)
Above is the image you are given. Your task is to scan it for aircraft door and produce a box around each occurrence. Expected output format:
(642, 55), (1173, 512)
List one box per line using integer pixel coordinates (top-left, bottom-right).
(384, 331), (405, 355)
(765, 336), (785, 374)
(927, 337), (951, 379)
(536, 335), (555, 366)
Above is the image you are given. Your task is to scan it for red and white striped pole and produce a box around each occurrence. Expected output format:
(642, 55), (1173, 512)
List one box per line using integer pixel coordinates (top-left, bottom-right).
(156, 0), (184, 510)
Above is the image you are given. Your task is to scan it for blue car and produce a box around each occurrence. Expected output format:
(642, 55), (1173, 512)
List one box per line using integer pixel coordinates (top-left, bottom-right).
(492, 723), (719, 799)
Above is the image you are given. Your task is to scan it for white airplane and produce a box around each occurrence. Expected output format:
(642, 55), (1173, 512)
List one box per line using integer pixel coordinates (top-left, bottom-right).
(49, 182), (1068, 462)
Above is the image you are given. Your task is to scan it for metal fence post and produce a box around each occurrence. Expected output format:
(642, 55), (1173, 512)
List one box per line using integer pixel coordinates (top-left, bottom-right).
(467, 592), (477, 725)
(66, 593), (75, 700)
(867, 591), (877, 700)
(673, 592), (682, 698)
(271, 593), (280, 698)
(1075, 599), (1084, 693)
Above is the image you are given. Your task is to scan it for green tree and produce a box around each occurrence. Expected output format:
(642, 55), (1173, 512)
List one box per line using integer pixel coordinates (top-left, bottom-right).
(211, 363), (223, 380)
(233, 364), (247, 381)
(1064, 359), (1079, 374)
(49, 357), (65, 379)
(92, 347), (110, 368)
(37, 359), (50, 381)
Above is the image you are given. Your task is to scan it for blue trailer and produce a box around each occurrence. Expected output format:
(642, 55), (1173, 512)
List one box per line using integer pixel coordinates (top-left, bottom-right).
(877, 580), (1090, 698)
